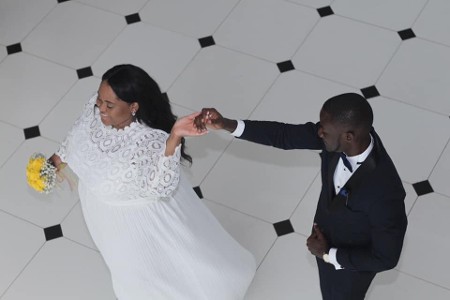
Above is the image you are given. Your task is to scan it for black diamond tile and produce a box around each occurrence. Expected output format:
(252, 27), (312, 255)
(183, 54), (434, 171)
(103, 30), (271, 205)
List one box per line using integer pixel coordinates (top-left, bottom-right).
(125, 13), (141, 25)
(398, 28), (416, 41)
(277, 60), (295, 73)
(6, 43), (22, 55)
(361, 85), (380, 99)
(193, 186), (203, 199)
(24, 126), (41, 140)
(412, 180), (434, 196)
(77, 66), (93, 79)
(199, 36), (215, 48)
(273, 219), (294, 236)
(44, 224), (63, 241)
(317, 6), (334, 17)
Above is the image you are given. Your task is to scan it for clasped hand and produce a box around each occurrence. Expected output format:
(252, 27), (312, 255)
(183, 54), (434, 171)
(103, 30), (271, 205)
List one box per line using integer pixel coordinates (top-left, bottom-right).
(193, 108), (226, 131)
(171, 108), (224, 138)
(306, 223), (329, 258)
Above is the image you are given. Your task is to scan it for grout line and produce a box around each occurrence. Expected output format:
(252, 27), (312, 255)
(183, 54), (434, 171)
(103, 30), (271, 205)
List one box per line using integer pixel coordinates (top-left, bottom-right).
(425, 135), (450, 181)
(210, 0), (244, 37)
(16, 2), (59, 46)
(0, 242), (46, 299)
(202, 196), (274, 225)
(372, 93), (450, 118)
(394, 268), (450, 292)
(0, 139), (25, 170)
(254, 237), (278, 272)
(197, 137), (235, 187)
(288, 168), (321, 220)
(410, 0), (432, 28)
(62, 236), (100, 253)
(2, 1), (450, 298)
(0, 207), (47, 230)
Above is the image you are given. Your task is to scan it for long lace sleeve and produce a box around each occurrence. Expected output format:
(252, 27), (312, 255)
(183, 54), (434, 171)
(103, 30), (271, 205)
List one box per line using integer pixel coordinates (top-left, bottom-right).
(56, 95), (97, 162)
(134, 130), (182, 198)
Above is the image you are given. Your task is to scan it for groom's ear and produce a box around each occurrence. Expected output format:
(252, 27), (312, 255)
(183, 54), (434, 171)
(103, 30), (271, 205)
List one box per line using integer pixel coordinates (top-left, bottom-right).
(346, 132), (353, 141)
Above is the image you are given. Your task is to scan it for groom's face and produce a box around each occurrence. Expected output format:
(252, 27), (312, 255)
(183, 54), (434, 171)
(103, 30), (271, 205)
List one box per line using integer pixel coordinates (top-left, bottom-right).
(318, 110), (347, 153)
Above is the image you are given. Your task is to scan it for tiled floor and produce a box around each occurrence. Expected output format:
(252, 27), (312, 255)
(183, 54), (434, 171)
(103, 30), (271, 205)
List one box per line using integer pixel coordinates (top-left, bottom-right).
(1, 0), (449, 299)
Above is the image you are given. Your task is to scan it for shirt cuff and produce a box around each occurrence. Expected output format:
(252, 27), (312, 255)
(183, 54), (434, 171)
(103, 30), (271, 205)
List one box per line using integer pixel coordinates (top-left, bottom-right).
(329, 248), (343, 270)
(231, 120), (245, 137)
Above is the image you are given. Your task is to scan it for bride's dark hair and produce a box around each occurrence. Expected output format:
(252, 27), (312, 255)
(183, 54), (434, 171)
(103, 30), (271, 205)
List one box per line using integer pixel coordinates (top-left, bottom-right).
(102, 64), (192, 164)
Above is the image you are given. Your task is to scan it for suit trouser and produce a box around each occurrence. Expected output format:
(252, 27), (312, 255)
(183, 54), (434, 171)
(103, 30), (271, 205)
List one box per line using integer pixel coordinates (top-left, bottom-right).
(316, 258), (376, 300)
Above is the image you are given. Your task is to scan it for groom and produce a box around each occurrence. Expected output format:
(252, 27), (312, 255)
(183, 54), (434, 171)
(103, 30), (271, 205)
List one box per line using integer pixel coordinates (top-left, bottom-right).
(194, 93), (407, 300)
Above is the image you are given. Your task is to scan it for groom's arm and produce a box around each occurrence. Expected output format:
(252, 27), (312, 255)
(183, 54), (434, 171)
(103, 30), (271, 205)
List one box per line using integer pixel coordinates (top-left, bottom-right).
(239, 120), (323, 151)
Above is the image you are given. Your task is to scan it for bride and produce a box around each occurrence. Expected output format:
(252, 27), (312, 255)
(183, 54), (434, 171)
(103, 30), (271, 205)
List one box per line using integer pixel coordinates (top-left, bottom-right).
(50, 64), (256, 300)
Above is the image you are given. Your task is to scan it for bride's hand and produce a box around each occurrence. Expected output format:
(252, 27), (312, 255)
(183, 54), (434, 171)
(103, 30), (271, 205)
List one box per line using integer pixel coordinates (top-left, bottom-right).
(165, 112), (207, 157)
(171, 112), (208, 138)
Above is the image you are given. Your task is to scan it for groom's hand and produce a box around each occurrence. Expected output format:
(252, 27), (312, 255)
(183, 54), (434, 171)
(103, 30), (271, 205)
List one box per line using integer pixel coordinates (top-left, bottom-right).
(194, 108), (231, 131)
(306, 223), (329, 258)
(172, 112), (208, 137)
(194, 108), (238, 133)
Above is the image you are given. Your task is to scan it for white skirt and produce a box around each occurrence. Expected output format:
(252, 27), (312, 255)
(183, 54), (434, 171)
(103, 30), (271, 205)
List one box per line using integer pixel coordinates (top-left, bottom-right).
(78, 173), (256, 300)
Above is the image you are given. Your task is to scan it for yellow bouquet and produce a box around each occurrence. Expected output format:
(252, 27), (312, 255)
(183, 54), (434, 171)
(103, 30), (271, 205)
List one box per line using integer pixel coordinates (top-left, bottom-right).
(26, 153), (57, 193)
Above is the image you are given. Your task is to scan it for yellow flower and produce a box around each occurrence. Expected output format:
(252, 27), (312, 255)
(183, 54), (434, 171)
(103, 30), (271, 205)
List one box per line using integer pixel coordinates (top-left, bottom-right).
(26, 153), (57, 194)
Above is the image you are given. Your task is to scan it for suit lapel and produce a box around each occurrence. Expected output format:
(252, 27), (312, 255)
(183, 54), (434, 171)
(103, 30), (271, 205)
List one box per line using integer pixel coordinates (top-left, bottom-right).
(326, 153), (340, 203)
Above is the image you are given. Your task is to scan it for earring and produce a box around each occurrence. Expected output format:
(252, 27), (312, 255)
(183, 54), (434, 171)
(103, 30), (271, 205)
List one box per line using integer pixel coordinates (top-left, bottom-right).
(132, 111), (136, 117)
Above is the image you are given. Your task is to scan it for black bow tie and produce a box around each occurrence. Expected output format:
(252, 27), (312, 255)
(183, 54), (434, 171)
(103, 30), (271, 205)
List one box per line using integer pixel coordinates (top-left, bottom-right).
(340, 153), (353, 172)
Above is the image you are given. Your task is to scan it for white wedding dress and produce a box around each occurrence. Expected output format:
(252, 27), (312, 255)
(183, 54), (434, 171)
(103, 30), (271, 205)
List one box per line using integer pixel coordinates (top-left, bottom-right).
(56, 95), (256, 300)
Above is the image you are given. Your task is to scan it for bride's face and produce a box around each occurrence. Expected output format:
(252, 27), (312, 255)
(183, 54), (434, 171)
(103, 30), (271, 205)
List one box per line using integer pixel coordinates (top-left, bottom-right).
(95, 81), (136, 129)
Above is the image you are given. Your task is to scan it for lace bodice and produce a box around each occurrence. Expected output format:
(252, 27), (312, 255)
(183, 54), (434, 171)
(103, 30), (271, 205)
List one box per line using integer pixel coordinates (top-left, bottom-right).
(56, 94), (181, 203)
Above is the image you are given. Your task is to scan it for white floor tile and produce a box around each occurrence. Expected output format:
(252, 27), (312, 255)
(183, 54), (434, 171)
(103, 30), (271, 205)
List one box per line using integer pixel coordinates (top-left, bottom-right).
(1, 238), (115, 300)
(430, 141), (450, 198)
(0, 122), (23, 167)
(22, 1), (125, 68)
(367, 269), (450, 300)
(140, 0), (240, 38)
(203, 199), (277, 266)
(397, 193), (450, 289)
(332, 0), (427, 31)
(0, 137), (79, 227)
(171, 105), (235, 187)
(371, 96), (450, 183)
(0, 53), (77, 128)
(0, 45), (7, 61)
(1, 0), (450, 298)
(215, 0), (319, 62)
(249, 70), (359, 122)
(61, 202), (97, 251)
(290, 173), (321, 236)
(92, 22), (199, 92)
(287, 0), (332, 9)
(293, 15), (400, 88)
(414, 0), (450, 47)
(75, 0), (148, 15)
(0, 0), (55, 45)
(169, 46), (278, 118)
(244, 234), (322, 299)
(182, 131), (233, 186)
(202, 138), (320, 223)
(377, 39), (450, 115)
(0, 211), (44, 296)
(40, 77), (100, 143)
(403, 182), (418, 215)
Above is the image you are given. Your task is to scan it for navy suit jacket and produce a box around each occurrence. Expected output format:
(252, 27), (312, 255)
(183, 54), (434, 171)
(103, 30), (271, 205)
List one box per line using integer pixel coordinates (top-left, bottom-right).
(238, 120), (407, 273)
